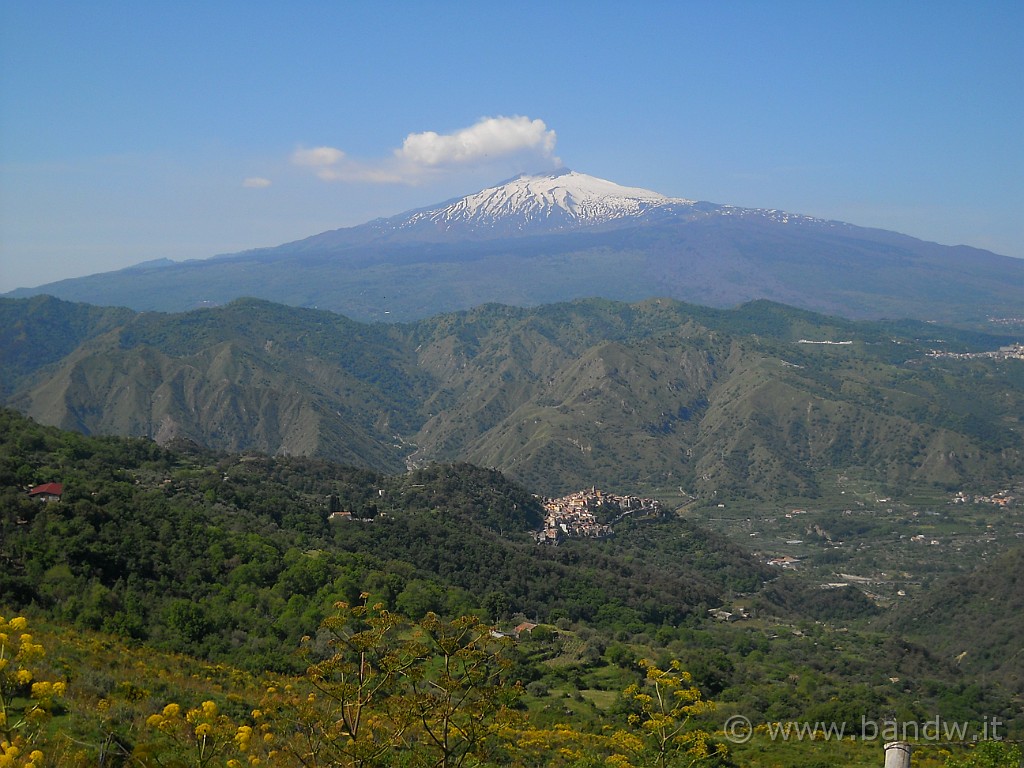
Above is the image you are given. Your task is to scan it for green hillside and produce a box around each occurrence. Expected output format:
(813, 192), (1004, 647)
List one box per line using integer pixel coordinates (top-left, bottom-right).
(0, 295), (134, 397)
(2, 409), (1021, 767)
(886, 546), (1024, 695)
(0, 408), (763, 669)
(2, 295), (1022, 503)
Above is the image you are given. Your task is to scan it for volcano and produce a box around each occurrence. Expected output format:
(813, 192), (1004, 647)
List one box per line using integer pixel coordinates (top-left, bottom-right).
(7, 169), (1023, 327)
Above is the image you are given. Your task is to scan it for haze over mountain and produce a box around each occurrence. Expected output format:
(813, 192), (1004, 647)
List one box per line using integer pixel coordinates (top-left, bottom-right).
(8, 171), (1024, 327)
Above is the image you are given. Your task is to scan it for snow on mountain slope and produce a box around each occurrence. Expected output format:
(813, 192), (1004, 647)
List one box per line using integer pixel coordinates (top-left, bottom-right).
(7, 167), (1023, 327)
(393, 168), (699, 236)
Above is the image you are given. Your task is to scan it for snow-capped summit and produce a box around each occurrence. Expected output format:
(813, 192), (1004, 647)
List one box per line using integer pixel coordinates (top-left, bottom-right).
(232, 168), (839, 257)
(11, 166), (1024, 328)
(390, 169), (699, 238)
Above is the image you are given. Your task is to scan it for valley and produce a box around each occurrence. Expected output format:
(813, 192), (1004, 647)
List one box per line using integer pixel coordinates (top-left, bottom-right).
(2, 290), (1023, 767)
(5, 6), (1022, 764)
(690, 482), (1024, 606)
(2, 390), (1023, 766)
(4, 294), (1022, 507)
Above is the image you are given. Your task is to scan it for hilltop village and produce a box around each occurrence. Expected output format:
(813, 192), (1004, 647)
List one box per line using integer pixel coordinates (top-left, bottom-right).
(535, 487), (667, 544)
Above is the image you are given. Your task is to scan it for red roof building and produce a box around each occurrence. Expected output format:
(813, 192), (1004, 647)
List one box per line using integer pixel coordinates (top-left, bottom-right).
(28, 483), (63, 501)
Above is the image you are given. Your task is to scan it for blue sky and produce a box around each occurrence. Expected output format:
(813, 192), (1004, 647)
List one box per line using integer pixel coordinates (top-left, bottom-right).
(2, 1), (1022, 293)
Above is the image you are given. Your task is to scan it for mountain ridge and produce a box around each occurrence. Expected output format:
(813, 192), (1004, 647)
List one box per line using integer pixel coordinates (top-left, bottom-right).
(6, 169), (1024, 327)
(3, 294), (1021, 501)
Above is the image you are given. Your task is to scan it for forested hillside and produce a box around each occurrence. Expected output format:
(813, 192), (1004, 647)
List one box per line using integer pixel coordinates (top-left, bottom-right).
(2, 409), (1021, 767)
(887, 545), (1024, 695)
(3, 295), (1022, 502)
(0, 408), (764, 671)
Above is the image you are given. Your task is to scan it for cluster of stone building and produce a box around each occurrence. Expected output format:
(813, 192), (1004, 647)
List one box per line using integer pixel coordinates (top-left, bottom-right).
(926, 343), (1024, 361)
(951, 489), (1016, 507)
(534, 487), (665, 544)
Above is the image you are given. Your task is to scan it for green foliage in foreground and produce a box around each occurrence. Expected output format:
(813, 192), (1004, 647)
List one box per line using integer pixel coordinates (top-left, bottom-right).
(943, 742), (1023, 768)
(5, 610), (1018, 768)
(3, 409), (1023, 765)
(0, 408), (764, 672)
(5, 609), (732, 768)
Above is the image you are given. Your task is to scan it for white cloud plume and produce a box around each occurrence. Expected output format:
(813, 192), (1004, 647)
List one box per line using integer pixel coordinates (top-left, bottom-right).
(396, 116), (557, 168)
(242, 176), (272, 188)
(290, 146), (350, 180)
(292, 146), (346, 167)
(291, 116), (559, 184)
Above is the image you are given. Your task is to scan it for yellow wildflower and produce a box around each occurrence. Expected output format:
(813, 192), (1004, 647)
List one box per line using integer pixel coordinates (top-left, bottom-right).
(9, 618), (27, 631)
(30, 681), (51, 699)
(195, 722), (212, 738)
(146, 714), (164, 728)
(235, 730), (252, 752)
(15, 669), (32, 685)
(201, 700), (218, 717)
(162, 703), (181, 718)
